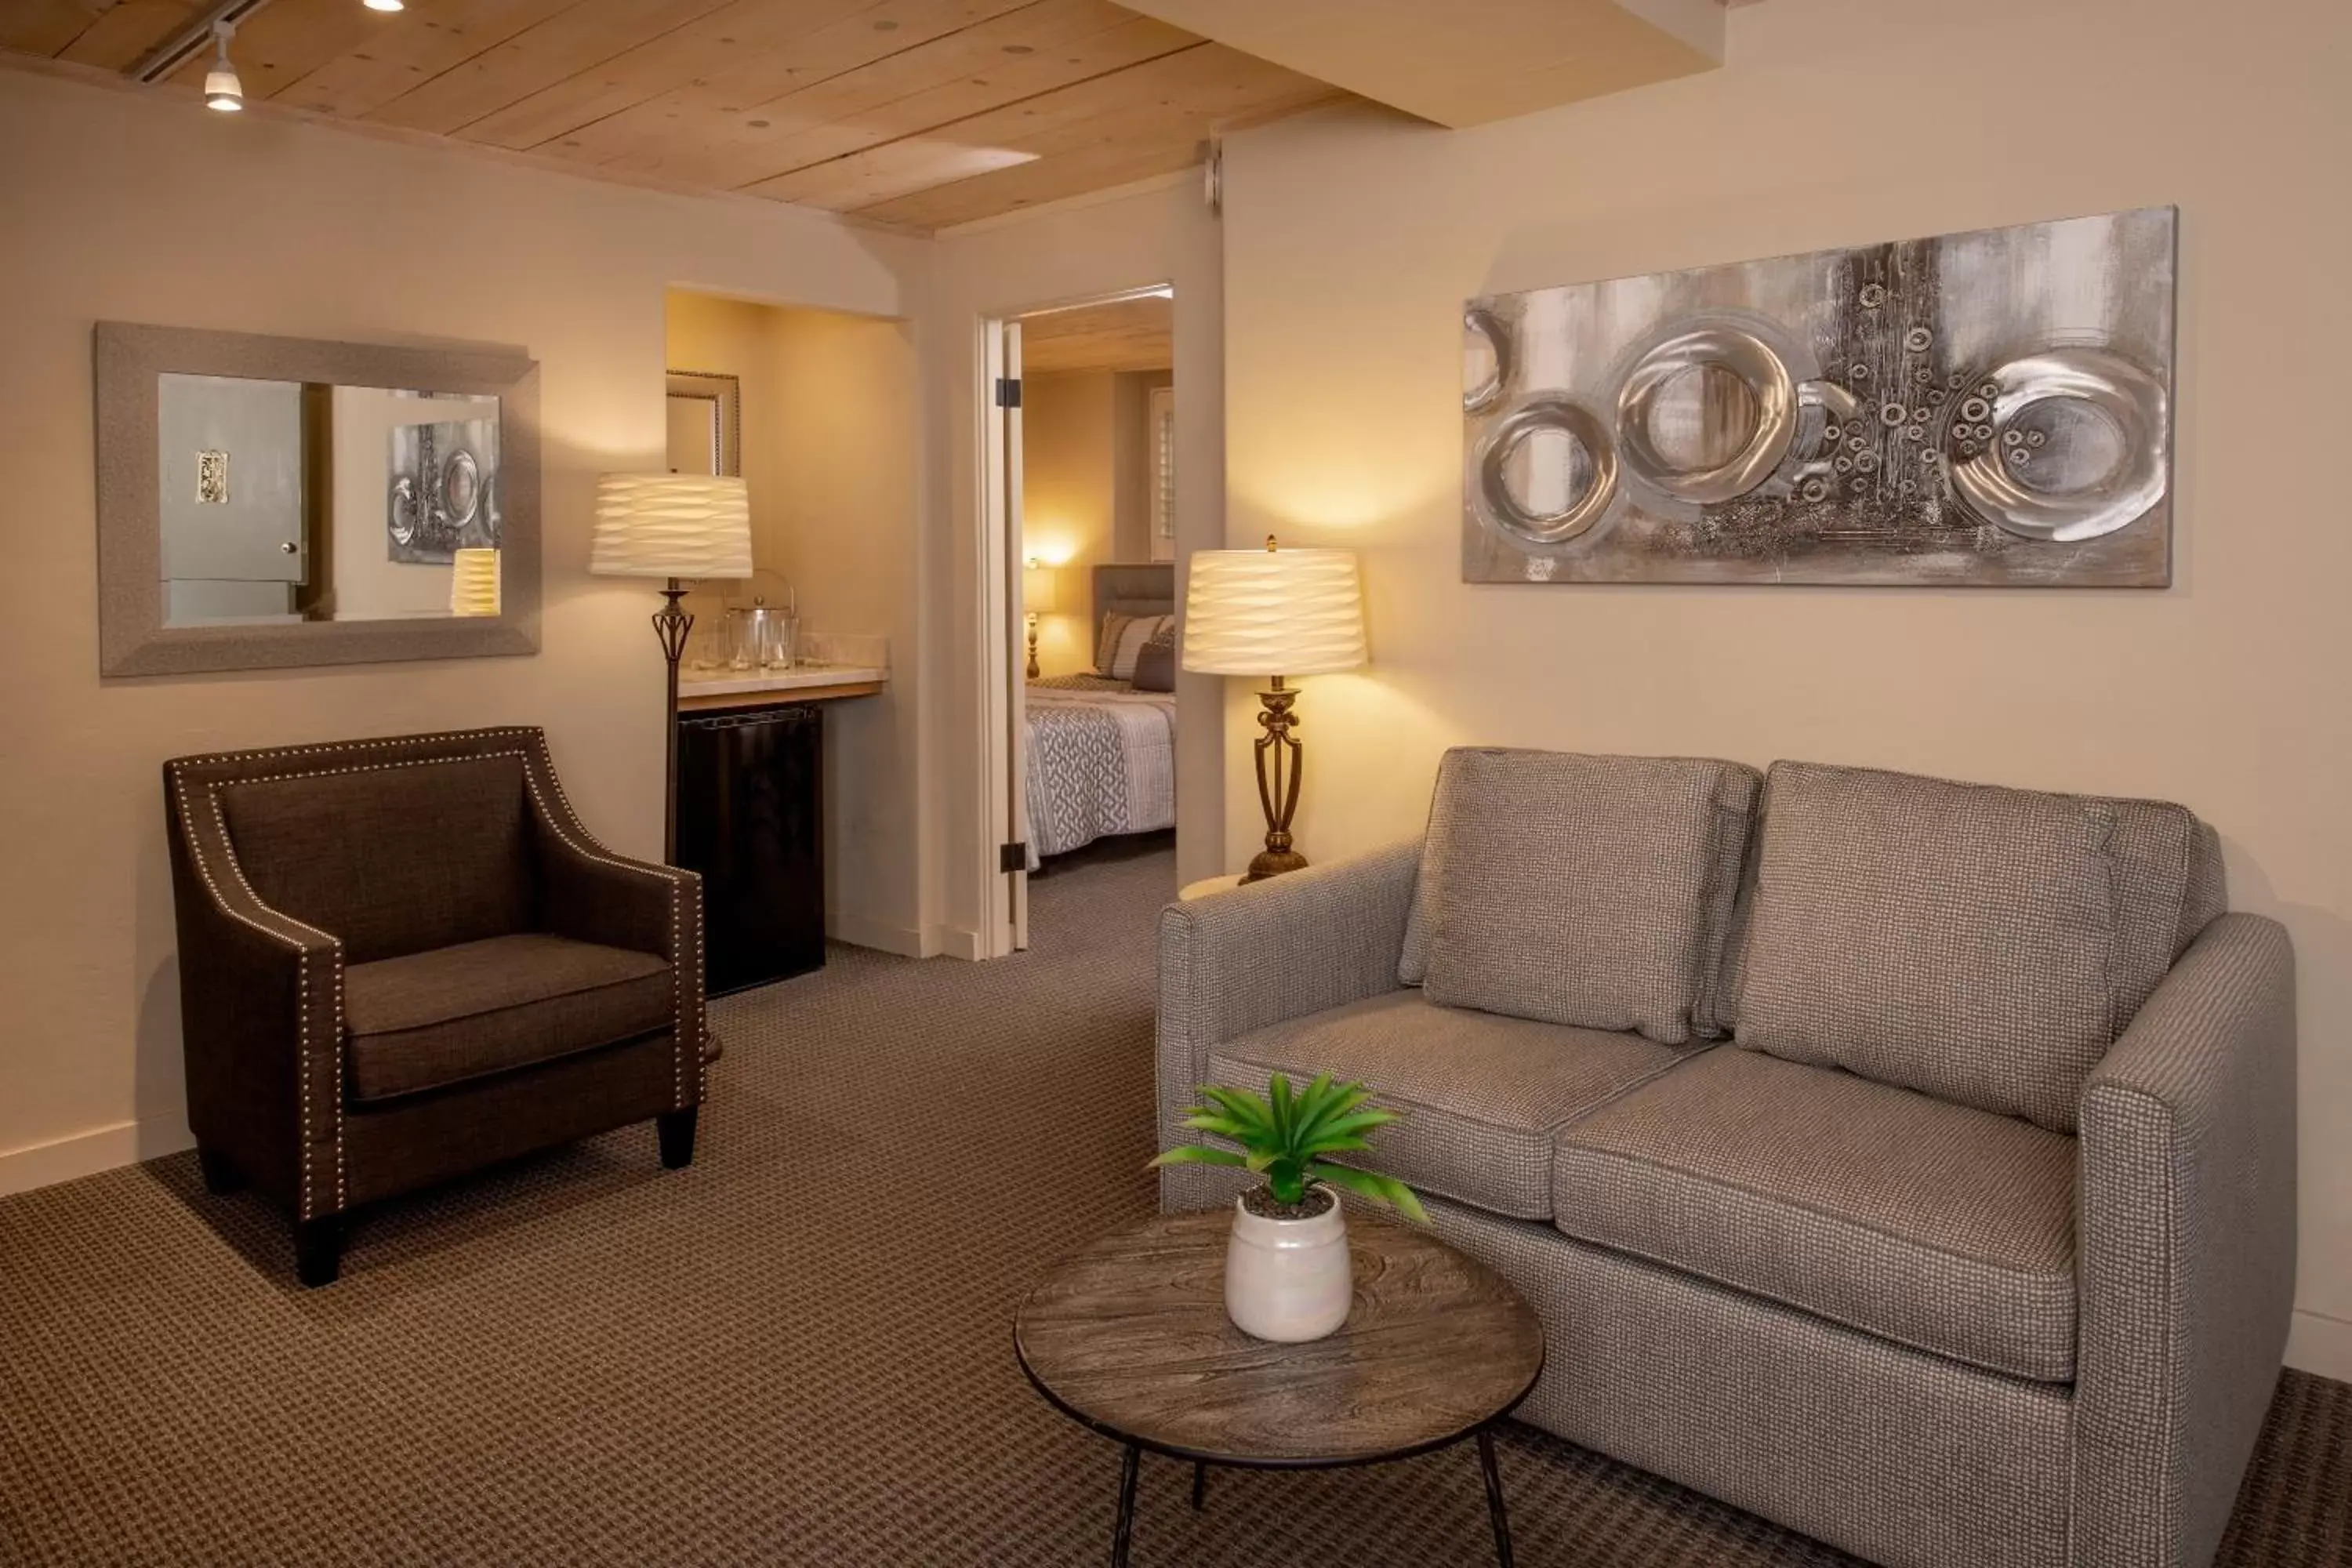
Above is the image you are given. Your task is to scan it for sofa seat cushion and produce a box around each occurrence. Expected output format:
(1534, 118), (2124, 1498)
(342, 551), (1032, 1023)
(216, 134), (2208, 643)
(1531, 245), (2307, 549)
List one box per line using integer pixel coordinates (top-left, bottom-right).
(344, 933), (673, 1102)
(1552, 1047), (2079, 1382)
(1207, 990), (1698, 1221)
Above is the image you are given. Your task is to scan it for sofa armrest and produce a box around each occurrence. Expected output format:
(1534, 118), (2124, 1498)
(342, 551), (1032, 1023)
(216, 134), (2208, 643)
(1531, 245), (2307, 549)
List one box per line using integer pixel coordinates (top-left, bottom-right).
(2072, 912), (2296, 1568)
(1155, 839), (1421, 1201)
(165, 765), (348, 1221)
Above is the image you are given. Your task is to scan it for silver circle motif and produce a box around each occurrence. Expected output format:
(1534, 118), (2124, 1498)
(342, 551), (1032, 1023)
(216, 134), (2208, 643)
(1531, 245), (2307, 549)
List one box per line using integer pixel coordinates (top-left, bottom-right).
(1879, 401), (1908, 426)
(1463, 307), (1512, 416)
(1858, 283), (1888, 307)
(1946, 345), (2168, 541)
(1613, 326), (1797, 505)
(1904, 326), (1934, 352)
(1473, 396), (1619, 546)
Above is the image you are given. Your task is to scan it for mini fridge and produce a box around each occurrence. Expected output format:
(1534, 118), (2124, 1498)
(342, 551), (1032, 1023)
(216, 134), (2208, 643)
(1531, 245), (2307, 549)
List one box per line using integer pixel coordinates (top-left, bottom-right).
(676, 703), (826, 994)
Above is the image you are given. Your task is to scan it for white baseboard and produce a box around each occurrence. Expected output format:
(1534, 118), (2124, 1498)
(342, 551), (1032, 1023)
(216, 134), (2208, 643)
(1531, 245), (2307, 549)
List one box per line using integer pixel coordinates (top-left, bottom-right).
(2287, 1308), (2352, 1383)
(0, 1114), (194, 1198)
(828, 912), (934, 959)
(929, 925), (983, 960)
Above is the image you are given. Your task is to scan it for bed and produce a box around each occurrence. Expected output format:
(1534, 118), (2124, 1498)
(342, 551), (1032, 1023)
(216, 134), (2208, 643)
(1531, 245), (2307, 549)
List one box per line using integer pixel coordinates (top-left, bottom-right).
(1024, 563), (1178, 868)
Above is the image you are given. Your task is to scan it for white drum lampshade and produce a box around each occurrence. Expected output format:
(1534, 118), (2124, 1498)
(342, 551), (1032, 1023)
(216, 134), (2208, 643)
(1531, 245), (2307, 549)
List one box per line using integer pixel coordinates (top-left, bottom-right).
(1181, 536), (1367, 883)
(448, 547), (501, 617)
(1181, 539), (1366, 678)
(590, 474), (753, 581)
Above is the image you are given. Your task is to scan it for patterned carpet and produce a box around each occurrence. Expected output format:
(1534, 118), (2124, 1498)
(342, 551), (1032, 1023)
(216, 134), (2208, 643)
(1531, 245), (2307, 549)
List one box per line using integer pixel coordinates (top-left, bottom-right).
(1, 839), (2347, 1566)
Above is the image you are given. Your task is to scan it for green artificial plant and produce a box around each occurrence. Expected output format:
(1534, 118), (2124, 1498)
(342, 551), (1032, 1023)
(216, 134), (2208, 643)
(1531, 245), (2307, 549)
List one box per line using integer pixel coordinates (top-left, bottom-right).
(1149, 1073), (1429, 1221)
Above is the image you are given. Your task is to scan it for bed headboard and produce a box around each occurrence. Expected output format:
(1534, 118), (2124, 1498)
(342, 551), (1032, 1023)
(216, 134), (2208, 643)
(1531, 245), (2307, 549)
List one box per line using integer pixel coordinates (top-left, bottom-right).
(1091, 562), (1175, 629)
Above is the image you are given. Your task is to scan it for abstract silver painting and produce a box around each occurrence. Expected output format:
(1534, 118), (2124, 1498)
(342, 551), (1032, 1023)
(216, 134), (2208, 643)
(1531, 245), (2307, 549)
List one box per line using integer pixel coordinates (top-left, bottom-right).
(388, 412), (501, 564)
(1463, 207), (2176, 586)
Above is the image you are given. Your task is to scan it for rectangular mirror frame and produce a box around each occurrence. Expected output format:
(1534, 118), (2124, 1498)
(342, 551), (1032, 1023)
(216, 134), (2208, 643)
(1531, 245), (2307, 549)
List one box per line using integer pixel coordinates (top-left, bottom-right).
(95, 321), (541, 677)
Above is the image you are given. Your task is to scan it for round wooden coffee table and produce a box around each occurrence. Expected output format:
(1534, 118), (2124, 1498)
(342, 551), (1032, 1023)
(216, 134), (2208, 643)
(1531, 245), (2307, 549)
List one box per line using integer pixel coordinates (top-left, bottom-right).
(1014, 1208), (1545, 1566)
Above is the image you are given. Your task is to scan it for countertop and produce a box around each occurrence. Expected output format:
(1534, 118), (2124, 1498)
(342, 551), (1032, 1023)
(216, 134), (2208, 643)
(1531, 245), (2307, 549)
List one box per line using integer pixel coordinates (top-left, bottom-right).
(677, 663), (887, 699)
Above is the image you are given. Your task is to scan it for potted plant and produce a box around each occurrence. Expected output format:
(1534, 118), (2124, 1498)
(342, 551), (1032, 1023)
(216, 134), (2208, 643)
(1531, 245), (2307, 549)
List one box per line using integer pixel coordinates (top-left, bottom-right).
(1151, 1073), (1428, 1343)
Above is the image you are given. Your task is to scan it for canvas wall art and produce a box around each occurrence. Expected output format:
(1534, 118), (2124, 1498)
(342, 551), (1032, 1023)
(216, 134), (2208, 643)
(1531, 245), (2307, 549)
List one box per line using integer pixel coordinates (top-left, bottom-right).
(388, 413), (501, 564)
(1462, 207), (2176, 586)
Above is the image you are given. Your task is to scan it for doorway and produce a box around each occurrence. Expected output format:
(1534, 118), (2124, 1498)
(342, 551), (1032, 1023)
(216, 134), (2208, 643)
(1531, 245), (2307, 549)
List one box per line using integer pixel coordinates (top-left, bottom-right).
(979, 285), (1179, 954)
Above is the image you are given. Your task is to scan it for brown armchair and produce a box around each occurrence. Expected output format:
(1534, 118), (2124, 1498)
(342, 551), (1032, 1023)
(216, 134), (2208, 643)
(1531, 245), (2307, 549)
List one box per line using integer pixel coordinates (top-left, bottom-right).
(164, 727), (707, 1287)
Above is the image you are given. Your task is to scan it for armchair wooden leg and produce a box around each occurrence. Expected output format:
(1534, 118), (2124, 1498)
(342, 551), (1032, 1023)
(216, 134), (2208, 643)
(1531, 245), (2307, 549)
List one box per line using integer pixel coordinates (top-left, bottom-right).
(658, 1108), (699, 1170)
(197, 1146), (243, 1196)
(294, 1216), (343, 1288)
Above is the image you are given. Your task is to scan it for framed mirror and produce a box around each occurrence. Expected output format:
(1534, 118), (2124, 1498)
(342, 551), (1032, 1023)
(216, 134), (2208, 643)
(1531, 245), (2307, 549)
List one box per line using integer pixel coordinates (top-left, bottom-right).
(95, 322), (540, 677)
(665, 369), (741, 477)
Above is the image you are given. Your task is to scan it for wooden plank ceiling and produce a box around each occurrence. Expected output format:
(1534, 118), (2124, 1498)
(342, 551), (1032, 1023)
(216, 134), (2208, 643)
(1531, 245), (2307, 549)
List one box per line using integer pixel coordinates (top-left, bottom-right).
(1, 0), (1345, 229)
(1020, 292), (1168, 372)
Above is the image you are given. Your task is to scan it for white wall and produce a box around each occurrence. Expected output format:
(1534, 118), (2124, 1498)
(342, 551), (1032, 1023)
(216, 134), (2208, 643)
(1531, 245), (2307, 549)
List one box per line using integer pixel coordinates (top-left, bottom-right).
(1216, 0), (2352, 1376)
(0, 67), (931, 1192)
(1021, 369), (1119, 678)
(931, 177), (1230, 934)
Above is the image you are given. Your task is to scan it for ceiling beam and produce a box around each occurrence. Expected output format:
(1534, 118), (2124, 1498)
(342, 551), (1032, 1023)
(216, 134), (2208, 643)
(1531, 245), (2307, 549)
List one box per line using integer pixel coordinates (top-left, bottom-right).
(1112, 0), (1729, 129)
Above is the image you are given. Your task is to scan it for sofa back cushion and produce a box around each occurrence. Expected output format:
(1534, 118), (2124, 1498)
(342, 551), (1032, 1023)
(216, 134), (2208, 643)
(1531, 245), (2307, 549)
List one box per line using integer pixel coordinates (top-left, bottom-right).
(1417, 749), (1759, 1045)
(220, 754), (537, 963)
(1734, 760), (2214, 1132)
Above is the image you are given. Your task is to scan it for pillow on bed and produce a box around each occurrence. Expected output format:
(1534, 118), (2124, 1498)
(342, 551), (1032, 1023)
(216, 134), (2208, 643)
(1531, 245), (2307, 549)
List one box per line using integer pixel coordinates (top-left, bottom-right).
(1095, 612), (1174, 680)
(1131, 625), (1177, 691)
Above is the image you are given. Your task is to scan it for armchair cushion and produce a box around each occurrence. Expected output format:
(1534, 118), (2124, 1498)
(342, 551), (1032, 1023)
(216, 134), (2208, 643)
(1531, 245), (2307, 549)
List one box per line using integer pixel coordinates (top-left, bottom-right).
(1553, 1047), (2081, 1382)
(220, 753), (537, 963)
(1735, 761), (2208, 1133)
(1208, 990), (1697, 1220)
(1414, 749), (1759, 1044)
(343, 932), (673, 1102)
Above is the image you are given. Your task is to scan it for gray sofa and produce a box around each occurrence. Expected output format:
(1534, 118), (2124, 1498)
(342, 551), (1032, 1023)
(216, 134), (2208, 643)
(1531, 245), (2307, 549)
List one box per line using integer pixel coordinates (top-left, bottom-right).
(1156, 750), (2296, 1568)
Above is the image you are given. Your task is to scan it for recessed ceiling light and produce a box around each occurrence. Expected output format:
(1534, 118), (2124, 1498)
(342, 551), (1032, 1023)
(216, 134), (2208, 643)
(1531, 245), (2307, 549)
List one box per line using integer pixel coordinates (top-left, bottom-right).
(203, 20), (242, 111)
(364, 0), (405, 10)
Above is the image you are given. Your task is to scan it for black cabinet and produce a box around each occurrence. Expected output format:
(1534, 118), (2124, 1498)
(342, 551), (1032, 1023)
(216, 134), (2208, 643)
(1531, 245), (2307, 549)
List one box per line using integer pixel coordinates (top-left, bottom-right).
(675, 703), (826, 994)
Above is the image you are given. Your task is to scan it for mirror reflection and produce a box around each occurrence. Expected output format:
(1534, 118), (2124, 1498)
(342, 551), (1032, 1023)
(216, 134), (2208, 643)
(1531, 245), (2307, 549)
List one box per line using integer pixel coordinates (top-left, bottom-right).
(158, 373), (503, 626)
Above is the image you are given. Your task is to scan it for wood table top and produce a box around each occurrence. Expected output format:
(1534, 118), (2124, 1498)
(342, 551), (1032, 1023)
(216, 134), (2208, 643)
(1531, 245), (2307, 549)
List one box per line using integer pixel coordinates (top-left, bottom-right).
(1014, 1208), (1544, 1467)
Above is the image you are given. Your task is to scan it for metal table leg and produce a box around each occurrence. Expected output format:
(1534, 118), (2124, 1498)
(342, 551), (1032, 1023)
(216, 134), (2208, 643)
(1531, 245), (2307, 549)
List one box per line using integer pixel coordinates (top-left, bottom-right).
(1109, 1443), (1141, 1568)
(1190, 1460), (1207, 1511)
(1476, 1428), (1515, 1568)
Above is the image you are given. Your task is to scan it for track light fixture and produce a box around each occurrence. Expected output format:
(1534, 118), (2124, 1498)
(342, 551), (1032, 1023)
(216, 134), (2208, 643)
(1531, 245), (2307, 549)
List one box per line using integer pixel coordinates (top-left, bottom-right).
(201, 20), (241, 111)
(362, 0), (405, 11)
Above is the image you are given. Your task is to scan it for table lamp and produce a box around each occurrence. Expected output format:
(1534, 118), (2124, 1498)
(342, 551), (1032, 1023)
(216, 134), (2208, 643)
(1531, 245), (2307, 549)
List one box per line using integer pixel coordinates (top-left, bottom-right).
(590, 474), (753, 863)
(1022, 559), (1061, 679)
(1181, 535), (1367, 881)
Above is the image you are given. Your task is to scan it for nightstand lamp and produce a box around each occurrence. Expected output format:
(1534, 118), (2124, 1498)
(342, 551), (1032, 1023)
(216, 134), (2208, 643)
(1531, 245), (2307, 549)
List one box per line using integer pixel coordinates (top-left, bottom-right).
(590, 473), (753, 862)
(1022, 559), (1061, 680)
(1181, 535), (1367, 882)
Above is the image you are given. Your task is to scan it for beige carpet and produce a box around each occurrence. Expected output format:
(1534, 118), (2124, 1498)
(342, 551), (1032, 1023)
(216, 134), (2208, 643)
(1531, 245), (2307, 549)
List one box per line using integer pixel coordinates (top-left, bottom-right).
(1, 838), (2346, 1566)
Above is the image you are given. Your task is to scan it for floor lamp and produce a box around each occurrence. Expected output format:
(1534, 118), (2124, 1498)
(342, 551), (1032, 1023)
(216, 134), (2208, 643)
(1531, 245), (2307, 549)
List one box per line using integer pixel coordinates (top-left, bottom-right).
(589, 474), (753, 865)
(1181, 535), (1367, 882)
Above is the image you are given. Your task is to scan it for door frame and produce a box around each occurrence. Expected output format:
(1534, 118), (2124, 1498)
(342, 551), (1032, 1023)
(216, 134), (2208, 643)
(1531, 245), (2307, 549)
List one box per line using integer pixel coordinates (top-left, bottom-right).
(973, 281), (1178, 959)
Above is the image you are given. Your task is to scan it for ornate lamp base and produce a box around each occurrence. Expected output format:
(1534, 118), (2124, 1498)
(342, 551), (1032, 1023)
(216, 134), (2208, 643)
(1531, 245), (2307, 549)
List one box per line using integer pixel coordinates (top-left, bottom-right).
(1241, 677), (1307, 884)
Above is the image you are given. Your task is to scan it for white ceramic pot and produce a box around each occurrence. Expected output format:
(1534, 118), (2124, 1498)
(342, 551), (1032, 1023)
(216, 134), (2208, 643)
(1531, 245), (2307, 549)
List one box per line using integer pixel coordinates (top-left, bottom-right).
(1225, 1185), (1352, 1342)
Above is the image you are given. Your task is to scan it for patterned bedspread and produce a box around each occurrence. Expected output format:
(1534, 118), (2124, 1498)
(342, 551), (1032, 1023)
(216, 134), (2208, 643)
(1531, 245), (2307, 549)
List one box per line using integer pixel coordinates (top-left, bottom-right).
(1024, 676), (1178, 866)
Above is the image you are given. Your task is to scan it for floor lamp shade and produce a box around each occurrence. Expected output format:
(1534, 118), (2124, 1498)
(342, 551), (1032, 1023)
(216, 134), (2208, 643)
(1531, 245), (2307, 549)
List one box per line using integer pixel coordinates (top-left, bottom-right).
(449, 547), (501, 617)
(1181, 544), (1367, 677)
(1181, 539), (1367, 884)
(590, 474), (753, 580)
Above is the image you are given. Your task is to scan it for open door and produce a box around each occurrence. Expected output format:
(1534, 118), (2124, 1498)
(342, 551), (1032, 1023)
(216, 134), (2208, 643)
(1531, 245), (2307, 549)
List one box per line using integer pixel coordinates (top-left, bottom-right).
(979, 316), (1029, 955)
